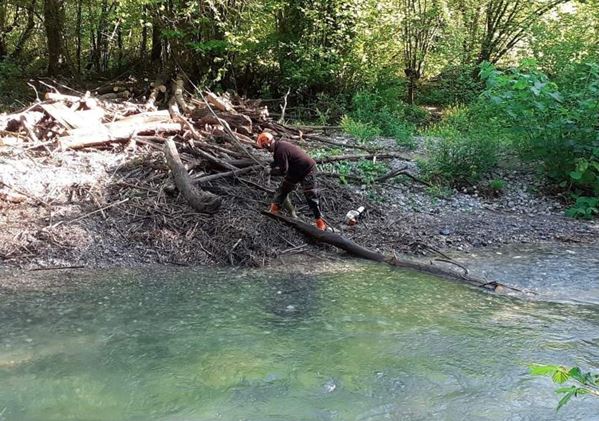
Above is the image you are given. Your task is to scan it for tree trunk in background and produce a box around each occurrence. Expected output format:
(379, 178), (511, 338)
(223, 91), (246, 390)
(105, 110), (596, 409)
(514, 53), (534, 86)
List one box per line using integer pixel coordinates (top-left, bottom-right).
(400, 0), (444, 104)
(96, 0), (108, 72)
(76, 0), (82, 74)
(11, 0), (37, 60)
(0, 2), (7, 60)
(406, 73), (418, 105)
(140, 7), (148, 62)
(44, 0), (65, 75)
(150, 16), (162, 67)
(117, 24), (122, 69)
(275, 1), (307, 92)
(476, 0), (568, 64)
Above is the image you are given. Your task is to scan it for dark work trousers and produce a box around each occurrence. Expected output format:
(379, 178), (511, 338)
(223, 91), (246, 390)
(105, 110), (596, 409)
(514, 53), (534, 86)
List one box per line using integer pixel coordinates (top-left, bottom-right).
(273, 170), (322, 219)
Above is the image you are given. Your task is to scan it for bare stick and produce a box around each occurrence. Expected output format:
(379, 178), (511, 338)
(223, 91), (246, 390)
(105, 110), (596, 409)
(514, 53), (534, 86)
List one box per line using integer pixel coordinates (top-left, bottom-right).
(49, 198), (130, 229)
(278, 87), (290, 123)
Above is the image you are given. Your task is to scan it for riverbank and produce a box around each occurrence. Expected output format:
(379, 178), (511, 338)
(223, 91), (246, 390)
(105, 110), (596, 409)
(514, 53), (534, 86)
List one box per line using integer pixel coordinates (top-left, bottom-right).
(1, 130), (597, 271)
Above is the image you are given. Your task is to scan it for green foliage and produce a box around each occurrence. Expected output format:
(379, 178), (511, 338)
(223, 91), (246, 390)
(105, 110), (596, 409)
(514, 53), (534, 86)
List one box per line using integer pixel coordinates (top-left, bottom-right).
(420, 59), (599, 211)
(565, 197), (599, 219)
(529, 364), (599, 411)
(418, 132), (499, 187)
(475, 60), (599, 216)
(335, 162), (353, 185)
(480, 60), (599, 190)
(341, 116), (380, 142)
(311, 147), (344, 160)
(488, 179), (506, 192)
(425, 185), (452, 199)
(345, 81), (426, 144)
(356, 159), (388, 184)
(418, 65), (483, 106)
(418, 104), (502, 187)
(0, 61), (29, 111)
(312, 93), (350, 125)
(323, 159), (388, 185)
(529, 1), (599, 78)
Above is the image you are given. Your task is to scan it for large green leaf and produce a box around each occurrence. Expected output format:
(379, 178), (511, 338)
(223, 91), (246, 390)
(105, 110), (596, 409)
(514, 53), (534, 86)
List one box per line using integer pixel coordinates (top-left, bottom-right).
(529, 364), (560, 376)
(570, 171), (583, 180)
(552, 368), (571, 384)
(556, 390), (575, 411)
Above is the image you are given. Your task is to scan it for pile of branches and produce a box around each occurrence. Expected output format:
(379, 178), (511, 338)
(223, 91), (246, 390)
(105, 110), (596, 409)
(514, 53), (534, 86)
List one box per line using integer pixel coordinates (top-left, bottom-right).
(0, 78), (417, 266)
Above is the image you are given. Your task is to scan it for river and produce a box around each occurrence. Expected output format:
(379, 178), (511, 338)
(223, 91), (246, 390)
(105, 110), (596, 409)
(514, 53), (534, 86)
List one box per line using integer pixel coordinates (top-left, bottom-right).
(0, 245), (598, 420)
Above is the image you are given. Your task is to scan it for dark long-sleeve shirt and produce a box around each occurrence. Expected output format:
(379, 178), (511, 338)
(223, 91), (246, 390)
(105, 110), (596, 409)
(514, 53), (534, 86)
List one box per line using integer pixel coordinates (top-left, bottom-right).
(270, 140), (316, 181)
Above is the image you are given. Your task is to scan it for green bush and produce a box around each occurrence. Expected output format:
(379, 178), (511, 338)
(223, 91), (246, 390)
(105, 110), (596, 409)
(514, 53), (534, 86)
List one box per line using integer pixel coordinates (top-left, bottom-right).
(356, 159), (388, 184)
(418, 64), (484, 106)
(420, 60), (599, 213)
(565, 196), (599, 219)
(340, 115), (381, 142)
(0, 60), (29, 111)
(417, 105), (504, 187)
(479, 60), (599, 193)
(344, 79), (426, 144)
(476, 60), (599, 216)
(311, 92), (350, 124)
(418, 127), (500, 187)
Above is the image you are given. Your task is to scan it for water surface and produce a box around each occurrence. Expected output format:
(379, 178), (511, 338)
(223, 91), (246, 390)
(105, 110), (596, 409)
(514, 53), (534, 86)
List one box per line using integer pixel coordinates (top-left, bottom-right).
(0, 260), (597, 420)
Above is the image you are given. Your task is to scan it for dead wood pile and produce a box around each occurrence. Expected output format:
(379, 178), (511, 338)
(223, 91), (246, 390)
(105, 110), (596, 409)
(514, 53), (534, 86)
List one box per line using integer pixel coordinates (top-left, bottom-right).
(0, 81), (411, 266)
(0, 80), (464, 277)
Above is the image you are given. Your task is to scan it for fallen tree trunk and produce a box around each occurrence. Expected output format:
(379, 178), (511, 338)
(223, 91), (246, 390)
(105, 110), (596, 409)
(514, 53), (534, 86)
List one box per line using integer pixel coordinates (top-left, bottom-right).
(192, 107), (253, 136)
(60, 121), (181, 150)
(205, 91), (234, 112)
(262, 211), (520, 293)
(304, 133), (375, 152)
(164, 139), (221, 213)
(316, 152), (411, 164)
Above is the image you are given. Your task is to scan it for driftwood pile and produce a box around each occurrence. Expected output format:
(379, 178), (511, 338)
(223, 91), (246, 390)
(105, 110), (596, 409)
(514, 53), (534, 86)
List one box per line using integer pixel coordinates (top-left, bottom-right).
(0, 83), (407, 264)
(0, 83), (410, 215)
(0, 82), (515, 292)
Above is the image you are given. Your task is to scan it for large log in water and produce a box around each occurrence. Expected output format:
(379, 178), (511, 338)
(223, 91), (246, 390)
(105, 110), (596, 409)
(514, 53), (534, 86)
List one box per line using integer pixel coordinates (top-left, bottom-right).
(262, 211), (516, 293)
(164, 139), (221, 213)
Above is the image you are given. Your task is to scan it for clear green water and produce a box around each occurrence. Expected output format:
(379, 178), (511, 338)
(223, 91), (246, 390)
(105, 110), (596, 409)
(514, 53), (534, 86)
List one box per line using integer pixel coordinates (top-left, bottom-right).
(0, 262), (598, 420)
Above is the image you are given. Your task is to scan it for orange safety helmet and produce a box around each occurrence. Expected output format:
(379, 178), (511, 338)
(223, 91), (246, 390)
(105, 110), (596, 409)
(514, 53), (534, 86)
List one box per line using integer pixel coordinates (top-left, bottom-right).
(256, 132), (274, 149)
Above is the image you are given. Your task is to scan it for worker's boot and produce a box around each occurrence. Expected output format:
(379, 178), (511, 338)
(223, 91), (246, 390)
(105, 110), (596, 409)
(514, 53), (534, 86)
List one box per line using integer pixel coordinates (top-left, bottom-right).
(315, 218), (327, 231)
(269, 203), (281, 214)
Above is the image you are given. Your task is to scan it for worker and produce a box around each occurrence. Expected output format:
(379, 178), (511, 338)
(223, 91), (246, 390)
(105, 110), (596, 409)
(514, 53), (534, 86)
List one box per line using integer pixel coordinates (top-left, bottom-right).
(256, 132), (327, 231)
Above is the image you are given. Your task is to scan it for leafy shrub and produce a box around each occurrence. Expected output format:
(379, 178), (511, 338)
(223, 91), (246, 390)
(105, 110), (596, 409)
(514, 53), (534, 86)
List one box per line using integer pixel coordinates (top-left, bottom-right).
(479, 60), (599, 196)
(565, 196), (599, 219)
(477, 178), (508, 198)
(341, 116), (381, 142)
(312, 92), (350, 124)
(425, 185), (453, 199)
(422, 60), (599, 213)
(356, 159), (388, 184)
(529, 364), (599, 411)
(488, 179), (506, 191)
(335, 162), (353, 185)
(346, 80), (425, 144)
(418, 64), (484, 106)
(0, 60), (29, 111)
(418, 104), (504, 187)
(418, 129), (499, 187)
